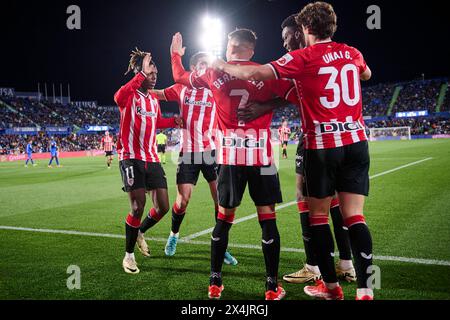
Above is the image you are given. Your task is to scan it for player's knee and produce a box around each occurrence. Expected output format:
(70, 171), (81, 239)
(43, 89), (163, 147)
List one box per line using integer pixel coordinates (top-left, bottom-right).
(130, 209), (143, 219)
(296, 191), (305, 202)
(178, 195), (190, 211)
(308, 202), (329, 216)
(296, 179), (305, 202)
(131, 202), (145, 217)
(158, 203), (170, 216)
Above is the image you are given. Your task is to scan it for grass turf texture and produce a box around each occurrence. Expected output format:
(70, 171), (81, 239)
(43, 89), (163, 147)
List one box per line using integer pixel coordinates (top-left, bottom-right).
(0, 139), (449, 300)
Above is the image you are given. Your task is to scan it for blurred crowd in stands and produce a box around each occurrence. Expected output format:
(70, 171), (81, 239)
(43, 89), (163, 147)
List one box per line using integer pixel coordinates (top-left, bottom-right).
(0, 97), (120, 128)
(0, 129), (184, 155)
(393, 79), (442, 113)
(443, 88), (450, 112)
(362, 83), (396, 117)
(1, 78), (449, 154)
(0, 133), (107, 155)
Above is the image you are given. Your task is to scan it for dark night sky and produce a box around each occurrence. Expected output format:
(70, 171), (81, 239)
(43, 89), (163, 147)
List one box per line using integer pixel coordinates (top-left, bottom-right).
(1, 0), (449, 108)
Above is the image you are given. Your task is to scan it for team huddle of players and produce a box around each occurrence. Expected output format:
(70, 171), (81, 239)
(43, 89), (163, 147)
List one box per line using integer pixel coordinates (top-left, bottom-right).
(114, 2), (374, 300)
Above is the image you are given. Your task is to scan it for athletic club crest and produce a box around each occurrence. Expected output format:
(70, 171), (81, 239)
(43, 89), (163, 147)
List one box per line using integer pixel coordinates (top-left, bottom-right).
(127, 177), (134, 186)
(276, 53), (293, 66)
(125, 167), (135, 186)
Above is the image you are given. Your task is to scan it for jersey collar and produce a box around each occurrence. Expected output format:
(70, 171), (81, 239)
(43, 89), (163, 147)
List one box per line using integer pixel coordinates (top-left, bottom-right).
(137, 89), (149, 98)
(314, 39), (333, 45)
(229, 58), (250, 62)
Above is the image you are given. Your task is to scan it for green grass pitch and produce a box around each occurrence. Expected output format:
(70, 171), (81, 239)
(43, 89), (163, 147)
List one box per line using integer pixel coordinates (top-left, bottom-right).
(0, 139), (449, 300)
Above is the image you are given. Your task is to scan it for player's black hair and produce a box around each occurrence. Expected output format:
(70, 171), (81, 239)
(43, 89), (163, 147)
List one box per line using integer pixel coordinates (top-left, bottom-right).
(124, 47), (156, 75)
(281, 13), (306, 49)
(227, 28), (257, 48)
(281, 14), (298, 29)
(189, 52), (210, 67)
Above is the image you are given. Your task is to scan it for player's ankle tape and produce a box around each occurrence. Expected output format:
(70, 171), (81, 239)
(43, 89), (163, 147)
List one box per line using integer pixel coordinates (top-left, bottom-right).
(297, 201), (309, 213)
(330, 198), (340, 208)
(126, 213), (141, 228)
(309, 215), (329, 226)
(258, 212), (276, 221)
(344, 215), (366, 228)
(149, 208), (164, 222)
(217, 212), (235, 224)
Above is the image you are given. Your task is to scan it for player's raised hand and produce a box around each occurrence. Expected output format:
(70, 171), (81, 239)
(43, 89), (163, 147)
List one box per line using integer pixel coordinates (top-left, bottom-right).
(170, 32), (186, 56)
(142, 53), (153, 75)
(212, 58), (226, 71)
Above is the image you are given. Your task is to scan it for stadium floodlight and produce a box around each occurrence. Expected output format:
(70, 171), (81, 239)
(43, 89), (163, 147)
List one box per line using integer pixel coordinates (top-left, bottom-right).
(199, 15), (224, 58)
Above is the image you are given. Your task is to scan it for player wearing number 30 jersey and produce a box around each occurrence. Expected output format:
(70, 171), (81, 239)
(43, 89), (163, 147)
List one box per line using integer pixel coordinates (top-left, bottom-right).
(269, 41), (368, 150)
(212, 1), (374, 300)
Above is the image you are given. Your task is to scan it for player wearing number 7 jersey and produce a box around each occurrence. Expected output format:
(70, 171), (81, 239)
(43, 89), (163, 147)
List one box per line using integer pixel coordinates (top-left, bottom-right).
(171, 29), (297, 300)
(212, 2), (374, 300)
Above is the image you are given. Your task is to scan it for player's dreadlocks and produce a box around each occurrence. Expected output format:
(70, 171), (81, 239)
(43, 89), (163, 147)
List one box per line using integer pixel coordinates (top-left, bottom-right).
(124, 47), (155, 75)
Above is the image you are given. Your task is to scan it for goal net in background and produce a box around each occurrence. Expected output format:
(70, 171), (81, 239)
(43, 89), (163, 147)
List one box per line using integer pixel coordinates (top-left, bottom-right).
(369, 126), (411, 141)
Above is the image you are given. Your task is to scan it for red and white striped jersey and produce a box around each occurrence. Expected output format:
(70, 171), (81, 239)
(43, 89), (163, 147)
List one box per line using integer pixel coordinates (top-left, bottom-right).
(269, 41), (368, 150)
(101, 135), (114, 152)
(163, 84), (216, 153)
(172, 54), (296, 166)
(278, 126), (291, 143)
(114, 71), (176, 162)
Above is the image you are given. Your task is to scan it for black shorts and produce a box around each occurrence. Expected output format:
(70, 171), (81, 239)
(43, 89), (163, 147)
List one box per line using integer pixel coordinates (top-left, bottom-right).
(295, 137), (305, 175)
(304, 140), (370, 198)
(282, 141), (288, 147)
(119, 159), (167, 192)
(157, 144), (166, 153)
(217, 164), (283, 209)
(295, 137), (308, 197)
(176, 150), (217, 185)
(105, 151), (113, 157)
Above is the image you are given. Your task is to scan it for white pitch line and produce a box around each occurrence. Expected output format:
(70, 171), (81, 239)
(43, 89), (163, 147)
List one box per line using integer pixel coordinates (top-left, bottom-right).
(369, 157), (433, 179)
(182, 157), (434, 241)
(1, 225), (449, 267)
(186, 240), (450, 267)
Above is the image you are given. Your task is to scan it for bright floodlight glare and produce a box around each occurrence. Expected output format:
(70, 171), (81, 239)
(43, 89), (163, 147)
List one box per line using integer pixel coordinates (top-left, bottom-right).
(199, 15), (223, 58)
